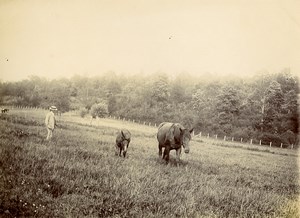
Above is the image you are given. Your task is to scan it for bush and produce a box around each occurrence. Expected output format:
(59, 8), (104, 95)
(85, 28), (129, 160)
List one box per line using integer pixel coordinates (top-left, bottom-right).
(280, 130), (297, 146)
(79, 108), (89, 118)
(259, 133), (283, 147)
(222, 123), (234, 135)
(90, 103), (108, 118)
(231, 127), (256, 142)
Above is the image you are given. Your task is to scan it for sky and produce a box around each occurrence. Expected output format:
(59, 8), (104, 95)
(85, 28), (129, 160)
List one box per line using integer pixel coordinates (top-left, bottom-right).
(0, 0), (300, 82)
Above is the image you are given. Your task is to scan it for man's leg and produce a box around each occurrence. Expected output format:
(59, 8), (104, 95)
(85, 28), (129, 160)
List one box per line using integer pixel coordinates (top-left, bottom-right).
(46, 128), (53, 140)
(46, 128), (51, 140)
(49, 129), (53, 140)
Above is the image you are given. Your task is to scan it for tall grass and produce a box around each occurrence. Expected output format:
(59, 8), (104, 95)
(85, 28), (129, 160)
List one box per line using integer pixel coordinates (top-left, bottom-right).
(0, 111), (299, 217)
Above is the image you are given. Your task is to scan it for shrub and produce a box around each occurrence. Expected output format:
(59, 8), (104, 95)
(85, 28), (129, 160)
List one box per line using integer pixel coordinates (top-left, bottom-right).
(259, 133), (283, 147)
(280, 130), (297, 146)
(90, 103), (108, 118)
(79, 108), (89, 118)
(231, 127), (255, 142)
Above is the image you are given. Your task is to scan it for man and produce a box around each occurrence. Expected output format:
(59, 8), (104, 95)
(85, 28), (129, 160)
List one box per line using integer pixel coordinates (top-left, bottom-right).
(45, 106), (57, 140)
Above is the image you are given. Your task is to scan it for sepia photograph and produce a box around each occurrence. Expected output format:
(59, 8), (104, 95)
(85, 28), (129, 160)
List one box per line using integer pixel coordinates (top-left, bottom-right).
(0, 0), (299, 217)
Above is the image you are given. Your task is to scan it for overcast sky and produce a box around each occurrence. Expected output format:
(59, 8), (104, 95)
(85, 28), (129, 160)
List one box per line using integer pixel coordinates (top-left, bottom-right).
(0, 0), (299, 82)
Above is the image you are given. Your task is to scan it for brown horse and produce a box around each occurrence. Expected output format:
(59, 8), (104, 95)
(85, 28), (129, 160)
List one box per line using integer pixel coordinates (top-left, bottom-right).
(115, 129), (131, 157)
(157, 122), (193, 163)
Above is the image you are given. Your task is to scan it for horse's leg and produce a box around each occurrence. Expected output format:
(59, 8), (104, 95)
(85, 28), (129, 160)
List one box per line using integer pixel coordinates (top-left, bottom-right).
(158, 144), (163, 157)
(119, 147), (122, 157)
(116, 144), (122, 156)
(115, 144), (119, 156)
(123, 145), (127, 158)
(163, 146), (170, 164)
(176, 148), (181, 163)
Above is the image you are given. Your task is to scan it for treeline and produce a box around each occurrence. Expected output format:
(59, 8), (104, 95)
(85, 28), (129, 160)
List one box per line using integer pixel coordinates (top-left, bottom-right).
(0, 69), (299, 147)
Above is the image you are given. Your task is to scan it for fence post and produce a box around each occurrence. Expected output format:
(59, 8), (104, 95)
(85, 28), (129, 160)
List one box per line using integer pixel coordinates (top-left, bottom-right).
(269, 142), (272, 147)
(259, 140), (262, 145)
(291, 144), (294, 149)
(250, 139), (253, 144)
(207, 133), (209, 138)
(199, 132), (202, 137)
(280, 143), (283, 148)
(224, 136), (226, 141)
(232, 137), (234, 142)
(241, 138), (243, 143)
(149, 122), (151, 126)
(215, 134), (217, 139)
(154, 123), (156, 127)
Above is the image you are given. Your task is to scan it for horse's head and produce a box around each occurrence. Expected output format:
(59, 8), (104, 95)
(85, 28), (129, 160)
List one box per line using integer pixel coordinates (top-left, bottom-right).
(179, 127), (193, 153)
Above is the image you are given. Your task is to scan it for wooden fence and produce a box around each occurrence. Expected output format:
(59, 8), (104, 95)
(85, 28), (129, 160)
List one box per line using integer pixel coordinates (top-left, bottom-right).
(1, 105), (298, 149)
(106, 115), (297, 149)
(195, 131), (296, 149)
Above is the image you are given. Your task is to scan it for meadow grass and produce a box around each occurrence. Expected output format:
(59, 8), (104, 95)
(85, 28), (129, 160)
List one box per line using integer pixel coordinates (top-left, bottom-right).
(0, 110), (299, 218)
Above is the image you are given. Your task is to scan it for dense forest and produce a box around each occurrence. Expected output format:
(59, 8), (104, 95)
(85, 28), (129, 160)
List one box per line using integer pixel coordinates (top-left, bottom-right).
(0, 69), (299, 147)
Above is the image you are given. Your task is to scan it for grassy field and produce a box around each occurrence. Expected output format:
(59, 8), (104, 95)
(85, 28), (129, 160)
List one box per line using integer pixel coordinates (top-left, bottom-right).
(0, 109), (299, 218)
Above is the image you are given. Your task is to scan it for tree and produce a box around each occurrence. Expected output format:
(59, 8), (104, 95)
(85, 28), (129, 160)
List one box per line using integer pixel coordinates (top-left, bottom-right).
(106, 81), (122, 97)
(108, 96), (117, 115)
(46, 79), (71, 112)
(216, 86), (240, 125)
(170, 74), (189, 104)
(263, 81), (284, 134)
(276, 69), (299, 94)
(276, 71), (299, 139)
(150, 73), (170, 105)
(249, 72), (273, 130)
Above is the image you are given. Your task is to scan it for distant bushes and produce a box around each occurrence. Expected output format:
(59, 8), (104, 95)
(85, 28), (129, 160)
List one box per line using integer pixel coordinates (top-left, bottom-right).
(280, 130), (298, 146)
(258, 131), (298, 148)
(259, 133), (285, 147)
(231, 127), (257, 143)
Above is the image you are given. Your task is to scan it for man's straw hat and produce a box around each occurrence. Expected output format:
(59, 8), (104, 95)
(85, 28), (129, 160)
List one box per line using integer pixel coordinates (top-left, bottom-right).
(49, 106), (57, 111)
